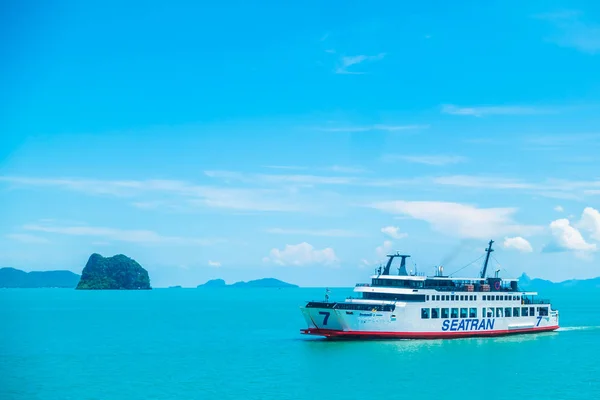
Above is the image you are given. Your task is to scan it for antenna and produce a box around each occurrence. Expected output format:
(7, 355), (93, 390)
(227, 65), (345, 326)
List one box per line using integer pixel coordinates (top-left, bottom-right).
(480, 240), (494, 279)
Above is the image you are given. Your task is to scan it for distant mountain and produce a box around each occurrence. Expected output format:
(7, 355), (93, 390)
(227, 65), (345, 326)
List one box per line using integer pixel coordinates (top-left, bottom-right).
(518, 273), (600, 290)
(199, 278), (227, 288)
(76, 253), (151, 290)
(0, 267), (80, 288)
(197, 278), (298, 288)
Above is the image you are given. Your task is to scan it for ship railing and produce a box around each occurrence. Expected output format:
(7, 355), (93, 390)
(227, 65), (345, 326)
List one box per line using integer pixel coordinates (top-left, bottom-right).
(522, 298), (551, 305)
(355, 283), (371, 287)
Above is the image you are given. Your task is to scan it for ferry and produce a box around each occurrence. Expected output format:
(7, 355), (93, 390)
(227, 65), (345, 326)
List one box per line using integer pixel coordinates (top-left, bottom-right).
(300, 240), (559, 339)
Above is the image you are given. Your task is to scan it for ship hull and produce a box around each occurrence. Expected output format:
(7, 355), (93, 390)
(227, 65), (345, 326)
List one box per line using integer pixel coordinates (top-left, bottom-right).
(301, 325), (559, 339)
(300, 301), (560, 340)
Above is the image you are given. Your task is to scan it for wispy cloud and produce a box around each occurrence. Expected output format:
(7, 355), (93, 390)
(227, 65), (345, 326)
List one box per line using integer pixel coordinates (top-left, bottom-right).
(383, 155), (467, 166)
(5, 233), (51, 244)
(263, 242), (338, 266)
(441, 104), (554, 117)
(22, 223), (220, 246)
(335, 53), (386, 74)
(262, 165), (309, 171)
(381, 226), (408, 239)
(265, 228), (365, 237)
(535, 10), (600, 54)
(0, 176), (308, 212)
(316, 124), (429, 132)
(371, 200), (541, 240)
(208, 260), (221, 268)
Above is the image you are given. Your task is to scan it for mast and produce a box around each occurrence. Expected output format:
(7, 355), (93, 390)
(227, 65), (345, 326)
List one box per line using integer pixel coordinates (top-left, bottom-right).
(480, 240), (494, 279)
(382, 253), (411, 275)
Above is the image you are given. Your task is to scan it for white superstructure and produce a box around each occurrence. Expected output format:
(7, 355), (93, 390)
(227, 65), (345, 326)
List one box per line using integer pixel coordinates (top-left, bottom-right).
(300, 240), (559, 339)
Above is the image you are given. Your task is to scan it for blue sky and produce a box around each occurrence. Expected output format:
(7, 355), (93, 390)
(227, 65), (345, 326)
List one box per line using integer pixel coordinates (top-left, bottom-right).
(1, 1), (600, 287)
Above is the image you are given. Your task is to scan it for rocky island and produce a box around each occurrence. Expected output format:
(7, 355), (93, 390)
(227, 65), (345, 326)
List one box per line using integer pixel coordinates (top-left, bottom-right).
(0, 267), (80, 288)
(76, 253), (151, 290)
(197, 278), (298, 288)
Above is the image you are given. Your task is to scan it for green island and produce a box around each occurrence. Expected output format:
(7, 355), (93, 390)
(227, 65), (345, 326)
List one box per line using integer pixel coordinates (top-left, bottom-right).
(76, 253), (151, 290)
(197, 278), (298, 288)
(0, 267), (80, 288)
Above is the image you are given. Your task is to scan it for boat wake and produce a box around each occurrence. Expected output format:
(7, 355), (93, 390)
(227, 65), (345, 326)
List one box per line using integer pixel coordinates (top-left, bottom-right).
(557, 326), (600, 332)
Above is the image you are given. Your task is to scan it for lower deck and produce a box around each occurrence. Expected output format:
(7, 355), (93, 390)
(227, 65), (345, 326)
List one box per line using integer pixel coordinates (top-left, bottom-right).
(301, 324), (559, 339)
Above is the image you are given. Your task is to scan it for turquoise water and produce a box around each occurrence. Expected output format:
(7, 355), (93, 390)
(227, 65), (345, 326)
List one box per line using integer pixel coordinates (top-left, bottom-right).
(1, 287), (599, 400)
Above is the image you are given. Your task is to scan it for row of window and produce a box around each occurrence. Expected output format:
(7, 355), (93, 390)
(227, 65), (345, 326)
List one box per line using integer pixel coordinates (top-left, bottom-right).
(421, 306), (549, 319)
(372, 279), (424, 288)
(425, 294), (522, 302)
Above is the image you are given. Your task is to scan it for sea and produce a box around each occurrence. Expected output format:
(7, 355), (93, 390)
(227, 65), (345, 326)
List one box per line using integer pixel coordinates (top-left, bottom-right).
(1, 287), (599, 400)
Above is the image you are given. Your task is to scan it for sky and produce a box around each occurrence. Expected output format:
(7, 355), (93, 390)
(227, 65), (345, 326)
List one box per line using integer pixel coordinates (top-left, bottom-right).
(1, 0), (600, 287)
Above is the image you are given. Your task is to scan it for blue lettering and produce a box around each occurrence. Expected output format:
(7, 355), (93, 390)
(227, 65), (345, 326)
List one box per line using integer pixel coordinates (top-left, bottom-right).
(458, 320), (465, 330)
(318, 311), (330, 325)
(442, 320), (449, 331)
(536, 316), (542, 326)
(450, 320), (458, 331)
(471, 319), (479, 330)
(478, 320), (486, 330)
(487, 319), (495, 330)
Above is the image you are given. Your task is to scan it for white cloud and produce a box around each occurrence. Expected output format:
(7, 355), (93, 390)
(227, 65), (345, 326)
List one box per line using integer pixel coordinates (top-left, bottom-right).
(335, 53), (385, 74)
(371, 200), (540, 239)
(380, 226), (407, 239)
(554, 205), (564, 212)
(326, 165), (366, 174)
(432, 175), (535, 189)
(263, 242), (337, 266)
(383, 155), (467, 166)
(208, 260), (221, 268)
(5, 233), (50, 244)
(503, 237), (533, 253)
(317, 124), (428, 133)
(266, 228), (364, 237)
(535, 10), (600, 54)
(544, 218), (596, 253)
(441, 104), (552, 117)
(0, 176), (307, 212)
(23, 223), (218, 246)
(375, 240), (394, 259)
(578, 207), (600, 241)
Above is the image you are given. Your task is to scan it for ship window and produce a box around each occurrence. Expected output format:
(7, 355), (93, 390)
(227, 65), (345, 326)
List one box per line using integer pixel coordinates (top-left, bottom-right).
(426, 295), (429, 301)
(483, 295), (486, 301)
(436, 295), (440, 301)
(505, 307), (512, 317)
(496, 308), (503, 317)
(441, 308), (449, 318)
(451, 308), (458, 318)
(539, 307), (548, 316)
(513, 296), (517, 301)
(469, 308), (477, 318)
(474, 295), (477, 301)
(451, 295), (455, 301)
(460, 308), (467, 318)
(517, 296), (521, 301)
(522, 307), (529, 317)
(482, 307), (486, 317)
(496, 295), (500, 300)
(513, 307), (520, 317)
(421, 308), (430, 319)
(431, 308), (439, 319)
(530, 307), (535, 316)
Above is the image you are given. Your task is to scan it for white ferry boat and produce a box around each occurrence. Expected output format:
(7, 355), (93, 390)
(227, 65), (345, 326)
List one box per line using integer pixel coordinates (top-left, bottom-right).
(300, 240), (559, 339)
